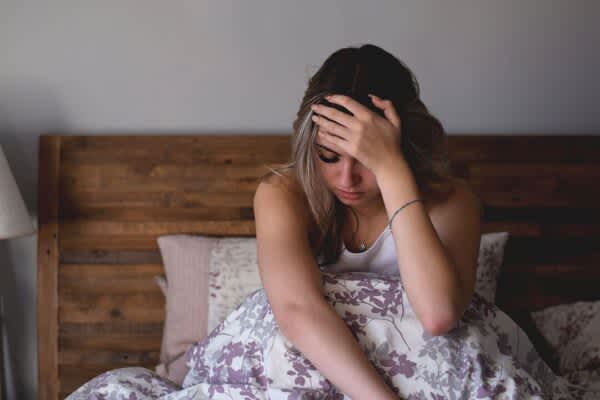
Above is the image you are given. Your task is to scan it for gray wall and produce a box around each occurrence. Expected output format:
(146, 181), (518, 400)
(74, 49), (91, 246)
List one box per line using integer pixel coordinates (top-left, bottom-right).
(1, 1), (599, 398)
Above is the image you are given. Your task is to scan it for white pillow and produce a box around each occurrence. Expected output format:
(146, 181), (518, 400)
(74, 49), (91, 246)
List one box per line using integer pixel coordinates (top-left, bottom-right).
(207, 237), (263, 333)
(474, 231), (509, 303)
(531, 300), (600, 374)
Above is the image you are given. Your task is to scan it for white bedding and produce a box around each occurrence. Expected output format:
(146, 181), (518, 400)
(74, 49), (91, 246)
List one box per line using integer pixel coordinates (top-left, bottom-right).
(67, 271), (599, 399)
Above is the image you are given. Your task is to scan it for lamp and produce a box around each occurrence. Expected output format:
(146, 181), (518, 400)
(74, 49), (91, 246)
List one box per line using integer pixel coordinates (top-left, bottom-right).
(0, 144), (36, 400)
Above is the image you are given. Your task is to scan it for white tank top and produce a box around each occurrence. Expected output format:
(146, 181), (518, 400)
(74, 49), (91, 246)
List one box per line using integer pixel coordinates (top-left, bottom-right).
(318, 226), (401, 276)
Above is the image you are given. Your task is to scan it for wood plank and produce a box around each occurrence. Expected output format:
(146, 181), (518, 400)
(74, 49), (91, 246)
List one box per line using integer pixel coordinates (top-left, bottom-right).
(482, 206), (600, 223)
(37, 135), (61, 400)
(60, 235), (165, 251)
(477, 190), (600, 208)
(497, 278), (600, 311)
(59, 292), (165, 323)
(60, 335), (162, 352)
(60, 161), (271, 179)
(60, 322), (164, 337)
(59, 349), (160, 366)
(501, 262), (600, 279)
(60, 250), (163, 265)
(60, 206), (254, 221)
(468, 163), (600, 207)
(447, 135), (600, 162)
(61, 220), (255, 236)
(61, 190), (255, 208)
(60, 176), (261, 193)
(63, 190), (181, 208)
(482, 221), (600, 237)
(502, 236), (600, 265)
(59, 134), (290, 152)
(59, 264), (164, 293)
(470, 162), (600, 178)
(61, 145), (288, 165)
(59, 221), (256, 250)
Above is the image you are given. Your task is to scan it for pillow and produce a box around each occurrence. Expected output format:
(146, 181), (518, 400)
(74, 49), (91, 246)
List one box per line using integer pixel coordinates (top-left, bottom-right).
(474, 231), (509, 303)
(154, 234), (217, 384)
(154, 235), (262, 384)
(531, 300), (600, 374)
(206, 237), (262, 333)
(154, 275), (167, 296)
(154, 231), (509, 384)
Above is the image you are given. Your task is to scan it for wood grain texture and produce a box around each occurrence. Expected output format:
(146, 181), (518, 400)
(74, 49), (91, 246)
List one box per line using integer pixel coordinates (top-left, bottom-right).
(37, 135), (61, 400)
(38, 134), (600, 399)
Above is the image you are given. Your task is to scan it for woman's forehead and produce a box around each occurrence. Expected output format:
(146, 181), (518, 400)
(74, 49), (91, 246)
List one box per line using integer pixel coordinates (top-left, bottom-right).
(314, 142), (338, 154)
(313, 141), (358, 161)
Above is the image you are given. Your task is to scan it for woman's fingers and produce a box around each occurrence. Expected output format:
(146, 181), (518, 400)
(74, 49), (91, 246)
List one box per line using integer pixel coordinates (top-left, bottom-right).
(369, 94), (401, 129)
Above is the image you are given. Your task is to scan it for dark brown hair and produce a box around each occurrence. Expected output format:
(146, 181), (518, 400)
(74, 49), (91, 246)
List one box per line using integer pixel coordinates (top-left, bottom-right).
(261, 44), (456, 266)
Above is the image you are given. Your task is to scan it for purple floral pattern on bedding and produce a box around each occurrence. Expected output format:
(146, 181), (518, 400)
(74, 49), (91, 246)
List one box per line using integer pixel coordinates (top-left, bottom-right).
(474, 231), (509, 304)
(66, 272), (598, 399)
(531, 301), (600, 374)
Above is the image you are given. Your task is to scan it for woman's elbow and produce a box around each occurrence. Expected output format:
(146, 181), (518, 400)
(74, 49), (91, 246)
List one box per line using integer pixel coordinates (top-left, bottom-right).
(423, 313), (459, 337)
(273, 301), (322, 339)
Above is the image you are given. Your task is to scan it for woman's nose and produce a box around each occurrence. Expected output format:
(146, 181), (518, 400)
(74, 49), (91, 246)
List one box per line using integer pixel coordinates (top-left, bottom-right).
(339, 159), (361, 187)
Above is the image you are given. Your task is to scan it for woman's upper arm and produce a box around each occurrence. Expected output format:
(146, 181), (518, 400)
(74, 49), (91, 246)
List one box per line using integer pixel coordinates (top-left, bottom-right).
(253, 178), (324, 328)
(429, 178), (482, 317)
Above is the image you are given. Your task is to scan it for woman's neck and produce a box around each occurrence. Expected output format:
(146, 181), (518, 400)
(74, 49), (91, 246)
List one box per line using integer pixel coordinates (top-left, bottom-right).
(343, 202), (388, 237)
(344, 195), (387, 219)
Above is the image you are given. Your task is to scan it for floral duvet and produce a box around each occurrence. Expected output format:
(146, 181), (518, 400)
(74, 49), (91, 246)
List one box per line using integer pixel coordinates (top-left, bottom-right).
(67, 271), (598, 399)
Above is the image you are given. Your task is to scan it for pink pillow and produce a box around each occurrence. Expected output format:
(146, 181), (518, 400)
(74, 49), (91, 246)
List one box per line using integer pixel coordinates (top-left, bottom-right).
(154, 234), (217, 385)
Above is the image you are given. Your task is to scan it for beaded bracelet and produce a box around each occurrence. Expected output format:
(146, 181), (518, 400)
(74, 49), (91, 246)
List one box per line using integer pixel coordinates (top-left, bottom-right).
(387, 199), (424, 230)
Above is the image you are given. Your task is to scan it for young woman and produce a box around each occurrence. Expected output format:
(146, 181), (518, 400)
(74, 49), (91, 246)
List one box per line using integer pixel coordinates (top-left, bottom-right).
(68, 43), (585, 400)
(253, 44), (482, 400)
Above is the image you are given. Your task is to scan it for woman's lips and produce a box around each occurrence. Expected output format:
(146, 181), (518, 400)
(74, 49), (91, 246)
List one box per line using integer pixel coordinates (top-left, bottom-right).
(338, 189), (363, 199)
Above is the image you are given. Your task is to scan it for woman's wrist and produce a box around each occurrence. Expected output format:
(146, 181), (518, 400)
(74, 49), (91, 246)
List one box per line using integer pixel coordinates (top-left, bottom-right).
(375, 155), (419, 199)
(374, 153), (410, 183)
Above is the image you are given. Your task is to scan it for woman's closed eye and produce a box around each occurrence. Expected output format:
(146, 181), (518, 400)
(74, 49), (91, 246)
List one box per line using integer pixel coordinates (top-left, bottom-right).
(314, 143), (340, 163)
(317, 151), (339, 163)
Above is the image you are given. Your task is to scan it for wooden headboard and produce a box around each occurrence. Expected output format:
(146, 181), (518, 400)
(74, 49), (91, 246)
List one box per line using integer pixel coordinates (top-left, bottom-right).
(37, 134), (600, 399)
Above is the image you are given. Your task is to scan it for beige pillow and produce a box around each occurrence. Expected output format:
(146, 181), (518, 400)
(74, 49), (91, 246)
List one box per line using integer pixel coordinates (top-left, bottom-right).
(154, 234), (217, 385)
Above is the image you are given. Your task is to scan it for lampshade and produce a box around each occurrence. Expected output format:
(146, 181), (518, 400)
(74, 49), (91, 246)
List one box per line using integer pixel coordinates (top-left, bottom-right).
(0, 144), (35, 240)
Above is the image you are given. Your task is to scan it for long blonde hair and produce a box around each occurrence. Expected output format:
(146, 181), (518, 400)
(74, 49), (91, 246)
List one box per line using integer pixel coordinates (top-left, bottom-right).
(261, 44), (456, 266)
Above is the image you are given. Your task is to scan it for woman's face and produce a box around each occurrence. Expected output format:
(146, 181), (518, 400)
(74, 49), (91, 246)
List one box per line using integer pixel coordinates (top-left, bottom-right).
(313, 127), (382, 209)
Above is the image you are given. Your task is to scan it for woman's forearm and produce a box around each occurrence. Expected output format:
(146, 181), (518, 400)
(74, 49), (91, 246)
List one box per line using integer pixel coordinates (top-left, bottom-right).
(374, 156), (463, 335)
(279, 300), (398, 400)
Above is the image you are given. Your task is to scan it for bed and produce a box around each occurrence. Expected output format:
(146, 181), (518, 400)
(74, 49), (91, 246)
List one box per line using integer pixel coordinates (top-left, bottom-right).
(37, 134), (600, 399)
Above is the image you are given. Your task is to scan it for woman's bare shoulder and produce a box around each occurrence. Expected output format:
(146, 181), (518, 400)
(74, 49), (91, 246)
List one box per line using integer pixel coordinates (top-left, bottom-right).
(258, 170), (312, 215)
(425, 177), (482, 217)
(260, 170), (306, 200)
(261, 169), (296, 187)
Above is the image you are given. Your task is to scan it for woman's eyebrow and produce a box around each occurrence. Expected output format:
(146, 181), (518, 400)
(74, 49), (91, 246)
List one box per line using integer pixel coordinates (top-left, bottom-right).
(314, 143), (340, 156)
